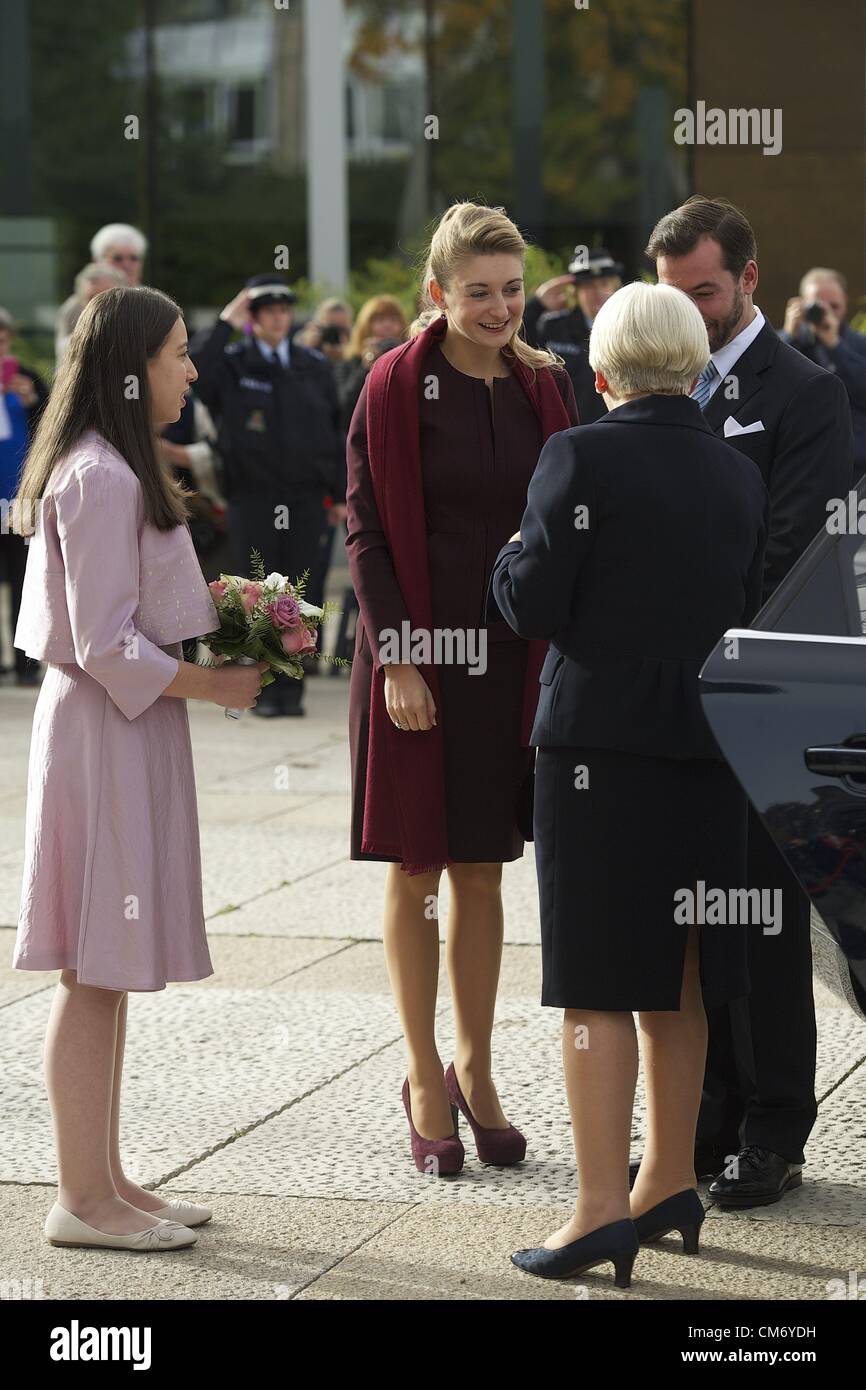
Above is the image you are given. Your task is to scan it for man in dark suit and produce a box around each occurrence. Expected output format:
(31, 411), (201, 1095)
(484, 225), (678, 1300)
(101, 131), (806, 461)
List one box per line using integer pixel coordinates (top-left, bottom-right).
(646, 195), (855, 1207)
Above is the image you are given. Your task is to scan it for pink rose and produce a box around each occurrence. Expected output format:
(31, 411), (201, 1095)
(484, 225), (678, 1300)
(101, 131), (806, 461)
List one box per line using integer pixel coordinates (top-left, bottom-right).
(239, 581), (262, 613)
(280, 626), (317, 656)
(268, 594), (301, 629)
(208, 579), (227, 602)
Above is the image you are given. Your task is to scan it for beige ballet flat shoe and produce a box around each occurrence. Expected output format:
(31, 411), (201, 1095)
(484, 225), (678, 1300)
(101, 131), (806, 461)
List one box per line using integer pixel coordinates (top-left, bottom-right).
(45, 1201), (197, 1251)
(150, 1198), (212, 1227)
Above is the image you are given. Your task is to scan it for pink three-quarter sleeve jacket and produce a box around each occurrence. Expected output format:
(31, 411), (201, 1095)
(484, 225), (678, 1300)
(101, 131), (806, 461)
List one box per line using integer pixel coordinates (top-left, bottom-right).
(14, 429), (219, 718)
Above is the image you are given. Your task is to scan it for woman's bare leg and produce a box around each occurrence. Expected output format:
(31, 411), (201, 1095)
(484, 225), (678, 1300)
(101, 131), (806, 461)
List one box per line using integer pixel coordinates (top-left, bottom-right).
(106, 993), (167, 1213)
(541, 1007), (637, 1247)
(630, 923), (705, 1216)
(45, 970), (166, 1234)
(445, 861), (509, 1128)
(384, 862), (452, 1138)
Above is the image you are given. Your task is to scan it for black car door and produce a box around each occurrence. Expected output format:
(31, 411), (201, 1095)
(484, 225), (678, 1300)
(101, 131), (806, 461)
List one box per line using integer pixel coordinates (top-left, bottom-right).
(699, 484), (866, 1019)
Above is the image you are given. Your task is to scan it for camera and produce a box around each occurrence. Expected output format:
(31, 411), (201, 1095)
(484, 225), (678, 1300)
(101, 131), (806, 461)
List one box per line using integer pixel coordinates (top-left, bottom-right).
(319, 325), (347, 346)
(802, 301), (828, 328)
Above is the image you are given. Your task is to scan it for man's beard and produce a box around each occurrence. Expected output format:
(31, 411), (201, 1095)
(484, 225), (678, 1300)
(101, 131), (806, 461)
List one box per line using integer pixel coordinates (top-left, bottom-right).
(705, 285), (744, 353)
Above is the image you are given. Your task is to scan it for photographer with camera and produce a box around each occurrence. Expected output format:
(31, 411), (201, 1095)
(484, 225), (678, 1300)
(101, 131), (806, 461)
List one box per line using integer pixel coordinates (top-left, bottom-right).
(293, 298), (353, 365)
(781, 267), (866, 473)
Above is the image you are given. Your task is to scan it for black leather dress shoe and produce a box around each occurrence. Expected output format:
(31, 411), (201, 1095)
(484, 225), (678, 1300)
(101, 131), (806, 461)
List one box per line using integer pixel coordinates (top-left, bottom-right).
(707, 1145), (803, 1208)
(628, 1141), (732, 1190)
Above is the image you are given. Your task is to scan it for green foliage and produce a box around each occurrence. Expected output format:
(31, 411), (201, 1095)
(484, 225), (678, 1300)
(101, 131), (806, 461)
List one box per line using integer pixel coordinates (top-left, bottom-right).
(850, 304), (866, 334)
(522, 245), (568, 297)
(249, 548), (267, 584)
(20, 0), (689, 348)
(348, 253), (423, 320)
(9, 333), (55, 385)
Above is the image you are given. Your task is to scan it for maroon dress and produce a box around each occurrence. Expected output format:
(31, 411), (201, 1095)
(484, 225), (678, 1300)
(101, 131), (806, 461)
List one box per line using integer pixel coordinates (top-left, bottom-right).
(346, 341), (578, 864)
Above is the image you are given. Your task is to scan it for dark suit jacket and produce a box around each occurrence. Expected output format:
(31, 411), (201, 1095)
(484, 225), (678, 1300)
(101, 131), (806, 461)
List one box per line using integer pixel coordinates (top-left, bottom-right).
(779, 321), (866, 473)
(702, 321), (853, 601)
(488, 394), (768, 758)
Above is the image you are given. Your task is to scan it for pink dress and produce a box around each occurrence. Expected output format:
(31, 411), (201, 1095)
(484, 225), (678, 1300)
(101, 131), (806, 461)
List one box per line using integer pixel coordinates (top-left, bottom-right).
(12, 430), (219, 991)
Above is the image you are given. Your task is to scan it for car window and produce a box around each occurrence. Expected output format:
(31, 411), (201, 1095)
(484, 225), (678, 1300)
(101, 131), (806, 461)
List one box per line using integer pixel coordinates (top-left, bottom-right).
(755, 477), (866, 639)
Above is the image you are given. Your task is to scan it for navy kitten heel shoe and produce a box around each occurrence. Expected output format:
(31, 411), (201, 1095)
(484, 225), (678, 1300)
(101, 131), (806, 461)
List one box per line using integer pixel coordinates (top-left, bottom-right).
(633, 1188), (706, 1253)
(511, 1218), (639, 1288)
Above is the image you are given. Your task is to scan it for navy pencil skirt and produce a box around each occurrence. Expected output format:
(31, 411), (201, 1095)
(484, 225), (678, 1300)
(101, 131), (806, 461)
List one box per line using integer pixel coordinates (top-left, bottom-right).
(533, 744), (751, 1011)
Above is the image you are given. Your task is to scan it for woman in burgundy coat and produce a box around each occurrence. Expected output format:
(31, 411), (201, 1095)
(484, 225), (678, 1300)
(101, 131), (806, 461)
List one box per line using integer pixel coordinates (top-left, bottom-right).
(345, 202), (578, 1175)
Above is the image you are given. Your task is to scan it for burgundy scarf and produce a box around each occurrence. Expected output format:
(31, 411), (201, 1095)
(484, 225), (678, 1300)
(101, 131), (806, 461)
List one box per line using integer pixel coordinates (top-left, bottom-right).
(362, 315), (573, 874)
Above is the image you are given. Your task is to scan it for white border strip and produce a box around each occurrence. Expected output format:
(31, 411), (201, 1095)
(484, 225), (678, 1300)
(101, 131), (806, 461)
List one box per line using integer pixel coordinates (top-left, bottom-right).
(725, 629), (866, 646)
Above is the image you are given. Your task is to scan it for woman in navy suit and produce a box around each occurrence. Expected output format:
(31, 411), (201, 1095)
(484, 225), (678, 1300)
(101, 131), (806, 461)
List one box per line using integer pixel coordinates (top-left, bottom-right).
(490, 282), (768, 1285)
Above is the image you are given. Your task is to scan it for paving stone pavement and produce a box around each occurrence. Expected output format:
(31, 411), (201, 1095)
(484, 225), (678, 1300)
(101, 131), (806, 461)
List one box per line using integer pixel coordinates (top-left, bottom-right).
(1, 634), (865, 1301)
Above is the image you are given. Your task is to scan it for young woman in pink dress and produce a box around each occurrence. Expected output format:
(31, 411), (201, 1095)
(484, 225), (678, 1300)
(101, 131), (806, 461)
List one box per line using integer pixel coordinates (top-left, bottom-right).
(12, 285), (267, 1252)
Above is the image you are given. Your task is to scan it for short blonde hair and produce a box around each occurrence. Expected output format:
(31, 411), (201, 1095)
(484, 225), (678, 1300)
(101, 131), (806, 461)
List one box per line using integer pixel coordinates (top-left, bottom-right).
(589, 281), (710, 396)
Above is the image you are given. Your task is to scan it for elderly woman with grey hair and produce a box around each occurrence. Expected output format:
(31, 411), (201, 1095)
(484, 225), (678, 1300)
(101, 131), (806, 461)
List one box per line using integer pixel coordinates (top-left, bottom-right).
(55, 224), (147, 364)
(490, 281), (769, 1287)
(55, 262), (128, 363)
(89, 223), (148, 286)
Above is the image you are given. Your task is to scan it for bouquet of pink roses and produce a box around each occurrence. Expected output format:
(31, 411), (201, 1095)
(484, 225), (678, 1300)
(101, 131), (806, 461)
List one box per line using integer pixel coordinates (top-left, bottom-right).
(198, 548), (346, 718)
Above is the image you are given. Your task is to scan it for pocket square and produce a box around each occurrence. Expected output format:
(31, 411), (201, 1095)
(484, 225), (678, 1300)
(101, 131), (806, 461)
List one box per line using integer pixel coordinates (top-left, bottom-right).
(724, 416), (765, 438)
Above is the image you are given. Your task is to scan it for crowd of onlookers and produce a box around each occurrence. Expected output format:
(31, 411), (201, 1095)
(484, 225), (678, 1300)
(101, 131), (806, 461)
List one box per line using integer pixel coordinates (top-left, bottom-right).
(1, 218), (865, 713)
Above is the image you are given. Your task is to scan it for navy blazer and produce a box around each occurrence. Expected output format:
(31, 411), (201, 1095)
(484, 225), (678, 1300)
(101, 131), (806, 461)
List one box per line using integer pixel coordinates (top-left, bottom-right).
(701, 322), (853, 601)
(488, 394), (768, 759)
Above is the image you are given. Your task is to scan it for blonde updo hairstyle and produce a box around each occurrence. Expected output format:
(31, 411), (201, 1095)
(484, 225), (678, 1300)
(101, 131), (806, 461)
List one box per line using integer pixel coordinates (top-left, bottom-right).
(589, 281), (711, 397)
(412, 201), (561, 373)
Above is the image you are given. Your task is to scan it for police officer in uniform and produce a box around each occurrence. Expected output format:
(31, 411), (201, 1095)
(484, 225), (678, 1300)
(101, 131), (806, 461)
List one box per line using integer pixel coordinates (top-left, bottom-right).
(524, 247), (623, 425)
(189, 274), (343, 716)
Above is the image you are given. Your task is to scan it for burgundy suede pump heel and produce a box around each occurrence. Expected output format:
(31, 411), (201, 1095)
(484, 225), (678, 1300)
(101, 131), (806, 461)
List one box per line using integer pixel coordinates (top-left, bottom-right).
(445, 1062), (527, 1165)
(402, 1078), (465, 1175)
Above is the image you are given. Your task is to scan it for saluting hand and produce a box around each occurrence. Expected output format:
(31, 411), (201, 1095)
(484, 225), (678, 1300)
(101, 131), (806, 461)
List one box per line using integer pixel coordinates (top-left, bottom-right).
(533, 275), (576, 312)
(220, 288), (252, 331)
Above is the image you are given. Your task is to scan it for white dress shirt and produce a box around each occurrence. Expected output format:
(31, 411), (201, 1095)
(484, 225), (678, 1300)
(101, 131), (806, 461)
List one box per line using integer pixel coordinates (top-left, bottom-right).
(258, 336), (291, 368)
(705, 307), (765, 400)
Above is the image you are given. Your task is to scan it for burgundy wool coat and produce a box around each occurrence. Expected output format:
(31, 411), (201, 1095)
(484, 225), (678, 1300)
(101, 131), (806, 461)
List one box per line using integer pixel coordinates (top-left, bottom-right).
(345, 334), (578, 867)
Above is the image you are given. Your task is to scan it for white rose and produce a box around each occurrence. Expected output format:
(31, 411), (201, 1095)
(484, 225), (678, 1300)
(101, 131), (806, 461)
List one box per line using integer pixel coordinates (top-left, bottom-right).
(297, 598), (324, 618)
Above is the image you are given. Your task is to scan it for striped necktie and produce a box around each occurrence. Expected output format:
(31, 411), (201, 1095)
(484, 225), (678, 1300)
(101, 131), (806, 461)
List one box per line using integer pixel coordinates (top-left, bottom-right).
(692, 360), (717, 410)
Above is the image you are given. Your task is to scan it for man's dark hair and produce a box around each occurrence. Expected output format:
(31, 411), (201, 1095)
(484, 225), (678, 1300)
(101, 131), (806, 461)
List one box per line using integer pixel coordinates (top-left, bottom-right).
(645, 196), (757, 279)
